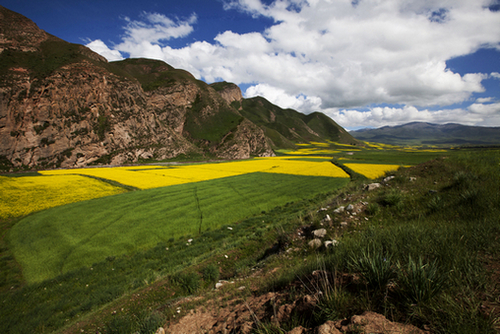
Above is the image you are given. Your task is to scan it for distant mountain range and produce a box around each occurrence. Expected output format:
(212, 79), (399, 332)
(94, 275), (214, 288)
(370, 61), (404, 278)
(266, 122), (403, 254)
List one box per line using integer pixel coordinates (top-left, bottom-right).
(351, 122), (500, 146)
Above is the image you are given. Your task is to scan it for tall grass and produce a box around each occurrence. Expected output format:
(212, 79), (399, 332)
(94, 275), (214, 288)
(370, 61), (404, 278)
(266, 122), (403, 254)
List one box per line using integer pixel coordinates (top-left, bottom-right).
(267, 150), (500, 333)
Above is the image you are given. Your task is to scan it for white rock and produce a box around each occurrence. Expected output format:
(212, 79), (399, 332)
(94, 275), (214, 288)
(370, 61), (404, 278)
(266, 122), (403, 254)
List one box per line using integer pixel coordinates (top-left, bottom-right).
(322, 214), (332, 222)
(324, 239), (339, 248)
(308, 239), (322, 249)
(384, 176), (395, 182)
(364, 183), (381, 191)
(313, 228), (327, 238)
(333, 206), (345, 213)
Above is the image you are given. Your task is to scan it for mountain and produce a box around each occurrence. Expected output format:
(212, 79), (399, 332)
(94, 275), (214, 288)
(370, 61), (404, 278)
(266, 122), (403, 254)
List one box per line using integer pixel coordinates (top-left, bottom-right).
(233, 93), (358, 148)
(0, 5), (358, 171)
(351, 122), (500, 146)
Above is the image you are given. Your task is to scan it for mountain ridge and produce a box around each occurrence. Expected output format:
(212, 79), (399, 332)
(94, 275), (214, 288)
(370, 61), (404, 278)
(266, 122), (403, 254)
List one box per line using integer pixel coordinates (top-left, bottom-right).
(351, 122), (500, 146)
(0, 5), (359, 171)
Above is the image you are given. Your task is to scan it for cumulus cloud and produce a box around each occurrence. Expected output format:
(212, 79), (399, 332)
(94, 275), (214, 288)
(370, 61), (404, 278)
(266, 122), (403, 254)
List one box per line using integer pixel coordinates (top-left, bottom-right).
(91, 12), (197, 60)
(244, 83), (322, 112)
(327, 102), (500, 130)
(86, 39), (124, 61)
(86, 0), (500, 128)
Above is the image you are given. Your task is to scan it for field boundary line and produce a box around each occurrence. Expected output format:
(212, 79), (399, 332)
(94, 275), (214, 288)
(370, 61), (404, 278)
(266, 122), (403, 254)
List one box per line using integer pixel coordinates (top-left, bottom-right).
(193, 186), (203, 235)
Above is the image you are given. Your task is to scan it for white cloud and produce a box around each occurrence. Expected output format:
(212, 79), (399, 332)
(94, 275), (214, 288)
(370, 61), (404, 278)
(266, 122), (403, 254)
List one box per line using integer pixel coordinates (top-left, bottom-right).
(85, 39), (124, 61)
(112, 12), (197, 59)
(327, 102), (500, 130)
(123, 12), (196, 44)
(476, 97), (493, 103)
(244, 83), (322, 112)
(86, 1), (500, 128)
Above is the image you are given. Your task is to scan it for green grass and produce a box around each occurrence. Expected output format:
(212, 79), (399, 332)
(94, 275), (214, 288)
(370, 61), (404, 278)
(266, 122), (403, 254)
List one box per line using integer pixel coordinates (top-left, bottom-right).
(336, 148), (449, 165)
(1, 183), (336, 334)
(9, 172), (349, 283)
(2, 147), (499, 334)
(265, 150), (500, 333)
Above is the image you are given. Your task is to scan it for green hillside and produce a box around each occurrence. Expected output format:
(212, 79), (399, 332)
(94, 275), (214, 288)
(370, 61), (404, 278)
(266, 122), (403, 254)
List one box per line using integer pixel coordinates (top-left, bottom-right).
(237, 96), (361, 147)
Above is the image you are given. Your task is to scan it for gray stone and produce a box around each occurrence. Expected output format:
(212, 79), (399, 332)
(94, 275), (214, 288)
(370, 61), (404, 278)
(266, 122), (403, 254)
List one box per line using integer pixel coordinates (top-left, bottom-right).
(308, 239), (322, 249)
(346, 204), (354, 211)
(364, 183), (381, 191)
(322, 214), (332, 222)
(333, 206), (345, 213)
(313, 228), (327, 238)
(383, 176), (395, 182)
(324, 239), (339, 248)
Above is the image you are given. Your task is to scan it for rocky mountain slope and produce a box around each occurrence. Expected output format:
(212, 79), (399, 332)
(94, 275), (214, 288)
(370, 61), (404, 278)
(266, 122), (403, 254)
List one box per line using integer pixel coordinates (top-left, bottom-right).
(351, 122), (500, 146)
(0, 5), (359, 171)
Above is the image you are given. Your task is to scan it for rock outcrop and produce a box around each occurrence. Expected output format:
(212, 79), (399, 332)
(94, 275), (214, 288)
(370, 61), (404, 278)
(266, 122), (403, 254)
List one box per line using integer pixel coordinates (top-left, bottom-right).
(0, 5), (274, 170)
(210, 81), (243, 105)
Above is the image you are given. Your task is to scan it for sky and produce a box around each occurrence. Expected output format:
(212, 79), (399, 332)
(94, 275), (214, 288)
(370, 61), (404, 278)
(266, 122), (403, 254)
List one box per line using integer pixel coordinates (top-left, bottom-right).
(3, 0), (500, 130)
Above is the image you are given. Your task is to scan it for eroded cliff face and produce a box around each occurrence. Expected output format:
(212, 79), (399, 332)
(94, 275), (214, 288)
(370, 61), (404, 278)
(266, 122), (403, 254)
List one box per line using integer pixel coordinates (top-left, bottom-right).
(0, 6), (274, 170)
(216, 82), (243, 105)
(0, 60), (201, 168)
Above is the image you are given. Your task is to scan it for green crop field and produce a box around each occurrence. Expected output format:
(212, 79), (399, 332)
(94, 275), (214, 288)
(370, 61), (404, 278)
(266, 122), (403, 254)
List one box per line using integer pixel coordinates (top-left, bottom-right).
(9, 172), (349, 283)
(5, 144), (494, 334)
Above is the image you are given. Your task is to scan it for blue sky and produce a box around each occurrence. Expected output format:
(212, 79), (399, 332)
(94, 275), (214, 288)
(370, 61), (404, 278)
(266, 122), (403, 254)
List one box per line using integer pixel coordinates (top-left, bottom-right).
(2, 0), (500, 130)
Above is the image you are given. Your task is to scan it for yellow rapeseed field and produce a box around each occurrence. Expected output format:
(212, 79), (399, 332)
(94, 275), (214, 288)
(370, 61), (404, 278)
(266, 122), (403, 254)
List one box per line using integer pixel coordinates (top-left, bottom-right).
(344, 163), (402, 179)
(0, 175), (125, 219)
(282, 148), (341, 155)
(40, 156), (349, 190)
(0, 157), (349, 218)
